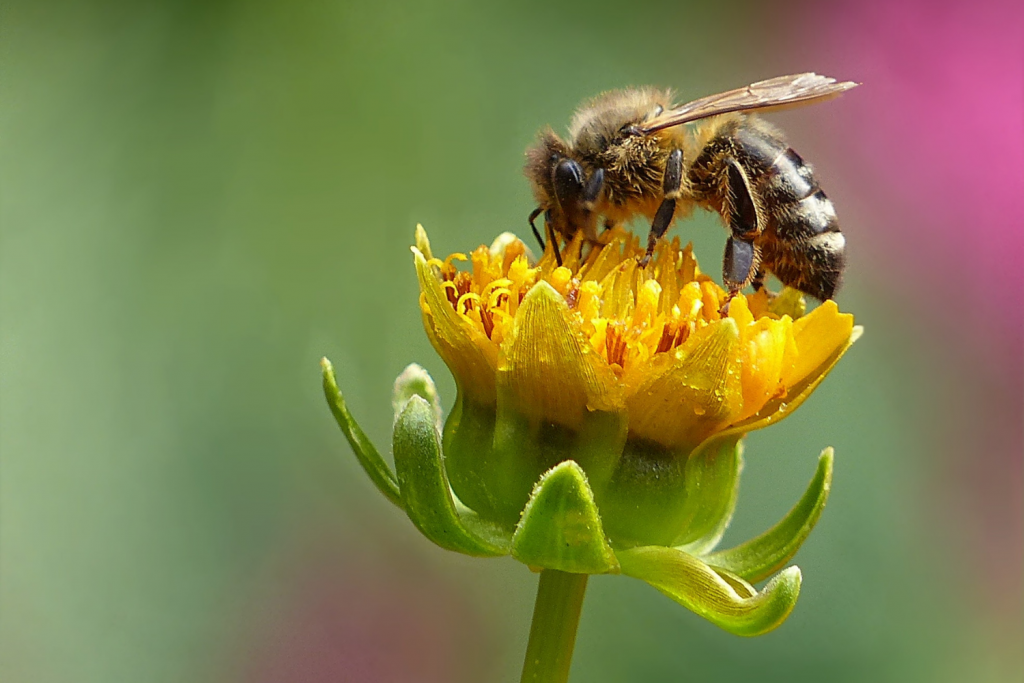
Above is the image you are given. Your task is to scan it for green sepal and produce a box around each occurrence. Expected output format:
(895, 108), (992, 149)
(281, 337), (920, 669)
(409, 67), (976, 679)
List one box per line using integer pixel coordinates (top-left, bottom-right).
(600, 433), (743, 549)
(674, 436), (744, 552)
(393, 395), (509, 557)
(704, 448), (833, 583)
(618, 545), (801, 637)
(321, 357), (402, 508)
(512, 460), (619, 574)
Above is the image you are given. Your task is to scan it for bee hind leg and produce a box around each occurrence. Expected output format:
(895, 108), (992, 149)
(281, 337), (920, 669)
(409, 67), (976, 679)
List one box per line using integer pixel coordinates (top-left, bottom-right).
(720, 159), (763, 314)
(721, 159), (762, 290)
(723, 236), (756, 296)
(640, 148), (683, 267)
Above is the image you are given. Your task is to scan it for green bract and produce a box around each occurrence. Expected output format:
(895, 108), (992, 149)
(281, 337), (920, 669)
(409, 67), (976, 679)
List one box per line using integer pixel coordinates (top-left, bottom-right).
(323, 356), (835, 636)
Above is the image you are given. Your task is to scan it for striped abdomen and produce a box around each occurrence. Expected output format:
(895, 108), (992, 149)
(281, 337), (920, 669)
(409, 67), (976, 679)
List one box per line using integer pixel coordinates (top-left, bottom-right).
(690, 117), (846, 300)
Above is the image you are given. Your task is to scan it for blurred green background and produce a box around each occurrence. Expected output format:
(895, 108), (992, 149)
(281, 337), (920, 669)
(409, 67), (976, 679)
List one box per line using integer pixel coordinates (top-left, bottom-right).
(2, 0), (1020, 681)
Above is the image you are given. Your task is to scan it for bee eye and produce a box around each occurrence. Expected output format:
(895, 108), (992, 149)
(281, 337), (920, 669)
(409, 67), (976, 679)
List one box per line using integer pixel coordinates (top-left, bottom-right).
(622, 125), (641, 137)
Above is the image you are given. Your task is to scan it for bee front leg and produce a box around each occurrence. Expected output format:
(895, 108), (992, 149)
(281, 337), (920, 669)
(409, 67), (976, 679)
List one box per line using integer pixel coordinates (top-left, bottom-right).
(578, 168), (607, 261)
(528, 207), (545, 252)
(527, 207), (564, 266)
(545, 209), (563, 267)
(640, 148), (683, 267)
(582, 168), (605, 213)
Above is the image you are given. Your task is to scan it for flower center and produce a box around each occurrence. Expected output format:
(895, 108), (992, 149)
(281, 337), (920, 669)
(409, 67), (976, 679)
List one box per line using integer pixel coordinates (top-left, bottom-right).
(427, 229), (781, 378)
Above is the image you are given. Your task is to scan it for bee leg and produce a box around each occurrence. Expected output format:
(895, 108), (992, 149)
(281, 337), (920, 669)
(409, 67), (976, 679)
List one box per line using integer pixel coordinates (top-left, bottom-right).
(582, 168), (605, 212)
(751, 266), (766, 291)
(640, 148), (683, 266)
(719, 241), (757, 316)
(528, 207), (545, 252)
(721, 159), (761, 293)
(528, 207), (564, 266)
(545, 209), (563, 267)
(723, 236), (756, 293)
(578, 168), (607, 262)
(749, 266), (778, 301)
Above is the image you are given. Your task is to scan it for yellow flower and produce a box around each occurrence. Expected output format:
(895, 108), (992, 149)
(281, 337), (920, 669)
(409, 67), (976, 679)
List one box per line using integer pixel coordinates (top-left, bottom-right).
(413, 224), (859, 547)
(323, 224), (861, 638)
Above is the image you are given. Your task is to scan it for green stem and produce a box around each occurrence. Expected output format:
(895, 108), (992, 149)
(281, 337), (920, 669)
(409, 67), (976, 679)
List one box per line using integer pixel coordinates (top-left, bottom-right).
(519, 570), (589, 683)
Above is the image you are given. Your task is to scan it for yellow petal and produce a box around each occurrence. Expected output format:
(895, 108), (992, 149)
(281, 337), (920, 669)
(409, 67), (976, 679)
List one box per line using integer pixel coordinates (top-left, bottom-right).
(414, 248), (498, 403)
(624, 318), (743, 450)
(728, 292), (755, 329)
(712, 322), (861, 442)
(736, 317), (790, 422)
(498, 281), (623, 428)
(414, 224), (433, 261)
(781, 300), (854, 387)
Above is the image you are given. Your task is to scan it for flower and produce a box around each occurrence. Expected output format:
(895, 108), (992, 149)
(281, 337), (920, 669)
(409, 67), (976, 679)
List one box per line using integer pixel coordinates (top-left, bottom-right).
(322, 225), (860, 637)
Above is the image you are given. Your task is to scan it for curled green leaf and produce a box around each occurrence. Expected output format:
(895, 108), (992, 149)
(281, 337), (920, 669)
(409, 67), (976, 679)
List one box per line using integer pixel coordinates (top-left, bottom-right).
(321, 357), (402, 508)
(393, 396), (509, 557)
(512, 461), (619, 574)
(704, 448), (833, 583)
(618, 545), (801, 636)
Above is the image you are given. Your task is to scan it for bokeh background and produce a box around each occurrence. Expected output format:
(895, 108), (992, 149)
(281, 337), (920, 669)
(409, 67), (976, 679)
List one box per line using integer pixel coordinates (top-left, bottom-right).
(2, 0), (1021, 681)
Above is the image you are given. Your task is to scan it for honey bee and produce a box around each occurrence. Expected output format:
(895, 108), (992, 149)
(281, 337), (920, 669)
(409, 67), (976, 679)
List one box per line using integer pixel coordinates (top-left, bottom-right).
(524, 73), (858, 300)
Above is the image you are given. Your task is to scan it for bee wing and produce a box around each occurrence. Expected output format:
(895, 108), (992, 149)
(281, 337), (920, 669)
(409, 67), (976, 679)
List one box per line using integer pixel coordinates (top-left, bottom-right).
(640, 73), (858, 133)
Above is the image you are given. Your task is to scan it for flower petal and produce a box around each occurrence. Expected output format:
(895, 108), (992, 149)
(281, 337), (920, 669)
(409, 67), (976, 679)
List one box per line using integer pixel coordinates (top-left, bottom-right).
(414, 247), (498, 404)
(730, 296), (791, 422)
(499, 280), (623, 429)
(722, 323), (862, 438)
(704, 448), (833, 583)
(618, 545), (802, 636)
(414, 223), (433, 261)
(511, 460), (619, 574)
(624, 318), (743, 451)
(782, 299), (854, 387)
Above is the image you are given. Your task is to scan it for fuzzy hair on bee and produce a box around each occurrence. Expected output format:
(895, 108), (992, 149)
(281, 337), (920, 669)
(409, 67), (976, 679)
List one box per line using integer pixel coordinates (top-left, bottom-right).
(523, 73), (857, 301)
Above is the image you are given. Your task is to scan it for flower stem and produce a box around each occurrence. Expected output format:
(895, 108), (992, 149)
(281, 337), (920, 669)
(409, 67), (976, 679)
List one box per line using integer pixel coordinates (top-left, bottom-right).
(519, 569), (589, 683)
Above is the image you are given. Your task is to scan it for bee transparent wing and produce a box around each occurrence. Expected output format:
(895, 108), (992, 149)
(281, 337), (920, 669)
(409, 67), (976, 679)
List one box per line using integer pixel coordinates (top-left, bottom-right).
(640, 73), (858, 133)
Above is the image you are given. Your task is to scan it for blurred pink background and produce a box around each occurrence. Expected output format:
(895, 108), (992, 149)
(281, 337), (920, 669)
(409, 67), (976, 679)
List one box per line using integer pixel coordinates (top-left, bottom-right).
(800, 0), (1022, 629)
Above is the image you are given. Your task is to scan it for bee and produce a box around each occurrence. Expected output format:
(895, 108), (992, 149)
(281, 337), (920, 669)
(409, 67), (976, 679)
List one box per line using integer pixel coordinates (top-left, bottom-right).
(524, 73), (858, 300)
